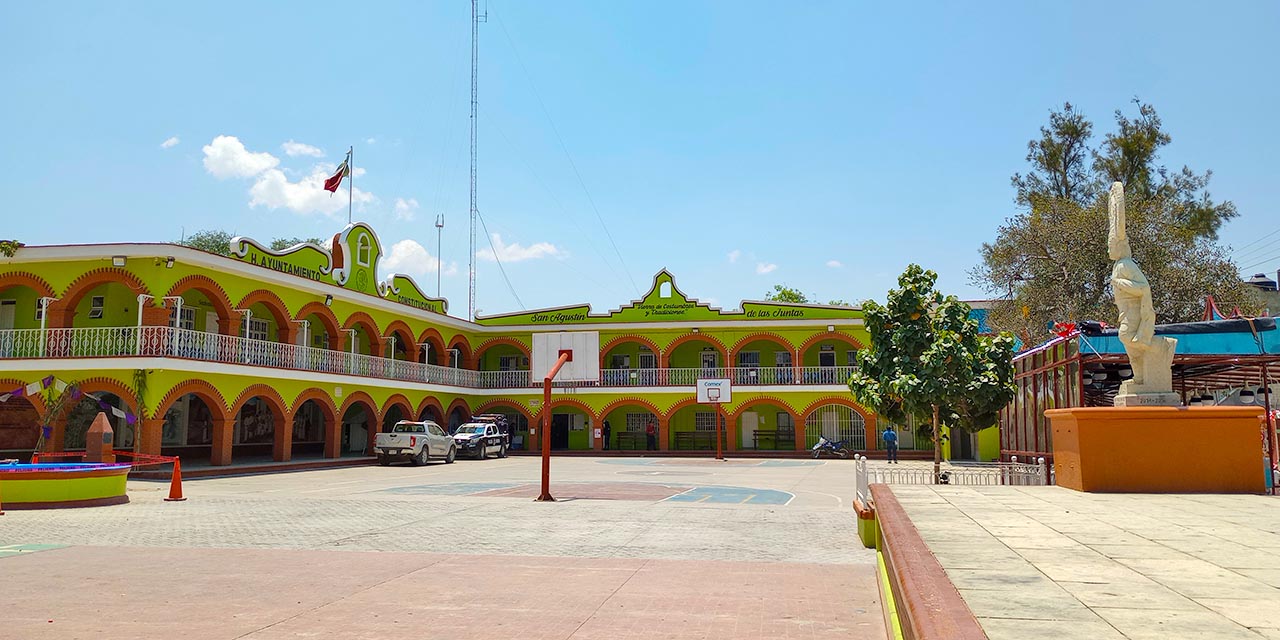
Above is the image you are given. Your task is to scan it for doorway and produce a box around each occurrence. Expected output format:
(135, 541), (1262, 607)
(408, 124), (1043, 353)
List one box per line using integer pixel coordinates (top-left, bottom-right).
(950, 429), (976, 461)
(551, 414), (571, 450)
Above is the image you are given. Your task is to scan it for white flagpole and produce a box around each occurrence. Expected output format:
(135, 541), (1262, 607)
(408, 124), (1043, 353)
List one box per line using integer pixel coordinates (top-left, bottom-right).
(347, 146), (354, 224)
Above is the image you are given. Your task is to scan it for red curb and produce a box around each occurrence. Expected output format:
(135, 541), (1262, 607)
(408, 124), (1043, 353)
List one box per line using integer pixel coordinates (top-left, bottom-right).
(870, 484), (987, 640)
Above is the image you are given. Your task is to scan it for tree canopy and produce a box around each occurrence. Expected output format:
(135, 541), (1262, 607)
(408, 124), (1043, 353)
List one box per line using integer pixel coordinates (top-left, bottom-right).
(850, 265), (1016, 473)
(270, 236), (324, 251)
(973, 100), (1259, 343)
(177, 229), (233, 257)
(765, 284), (851, 307)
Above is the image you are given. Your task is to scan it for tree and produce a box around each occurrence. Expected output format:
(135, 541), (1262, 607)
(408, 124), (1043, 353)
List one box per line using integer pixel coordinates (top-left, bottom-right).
(973, 101), (1258, 343)
(270, 237), (323, 251)
(849, 265), (1016, 481)
(177, 229), (233, 257)
(765, 284), (811, 304)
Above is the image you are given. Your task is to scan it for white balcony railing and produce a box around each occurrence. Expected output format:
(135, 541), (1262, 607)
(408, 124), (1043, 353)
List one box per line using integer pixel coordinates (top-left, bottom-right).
(0, 327), (857, 390)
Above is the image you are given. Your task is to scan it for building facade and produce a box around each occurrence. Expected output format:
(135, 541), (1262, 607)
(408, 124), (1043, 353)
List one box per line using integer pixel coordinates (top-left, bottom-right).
(0, 222), (929, 465)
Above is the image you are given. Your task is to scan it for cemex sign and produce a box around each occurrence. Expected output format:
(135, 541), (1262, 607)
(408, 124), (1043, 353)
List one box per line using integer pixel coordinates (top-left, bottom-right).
(697, 378), (732, 404)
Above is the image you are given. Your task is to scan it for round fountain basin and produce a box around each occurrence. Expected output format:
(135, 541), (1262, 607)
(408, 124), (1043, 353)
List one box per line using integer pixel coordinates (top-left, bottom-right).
(0, 462), (132, 509)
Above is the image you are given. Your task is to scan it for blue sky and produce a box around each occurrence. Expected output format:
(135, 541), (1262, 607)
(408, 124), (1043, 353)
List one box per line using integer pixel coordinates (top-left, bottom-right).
(3, 1), (1278, 318)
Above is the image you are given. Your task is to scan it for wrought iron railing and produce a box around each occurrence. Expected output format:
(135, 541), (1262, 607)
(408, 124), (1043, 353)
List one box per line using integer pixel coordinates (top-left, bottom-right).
(0, 327), (859, 391)
(853, 455), (1050, 503)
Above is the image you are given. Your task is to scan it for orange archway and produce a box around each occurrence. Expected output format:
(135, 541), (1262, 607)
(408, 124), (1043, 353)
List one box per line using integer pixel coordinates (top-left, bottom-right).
(0, 378), (45, 457)
(472, 337), (530, 370)
(341, 312), (382, 357)
(153, 379), (233, 464)
(728, 395), (798, 423)
(599, 397), (663, 422)
(798, 331), (865, 357)
(799, 396), (874, 423)
(51, 268), (152, 328)
(383, 320), (418, 361)
(474, 399), (535, 422)
(229, 383), (290, 462)
(416, 328), (447, 365)
(599, 334), (662, 368)
(166, 275), (236, 333)
(338, 391), (379, 456)
(381, 393), (414, 429)
(659, 333), (728, 368)
(445, 334), (472, 369)
(546, 398), (597, 422)
(0, 271), (55, 299)
(416, 396), (445, 423)
(236, 290), (293, 342)
(294, 301), (342, 348)
(728, 332), (795, 363)
(291, 388), (338, 458)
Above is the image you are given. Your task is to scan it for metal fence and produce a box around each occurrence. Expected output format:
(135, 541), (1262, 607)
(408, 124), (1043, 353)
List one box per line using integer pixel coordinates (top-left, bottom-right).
(854, 455), (1051, 506)
(0, 327), (859, 391)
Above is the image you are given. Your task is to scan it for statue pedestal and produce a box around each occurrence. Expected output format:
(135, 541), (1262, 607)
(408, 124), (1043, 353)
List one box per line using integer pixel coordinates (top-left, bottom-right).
(1113, 392), (1182, 407)
(1046, 407), (1265, 493)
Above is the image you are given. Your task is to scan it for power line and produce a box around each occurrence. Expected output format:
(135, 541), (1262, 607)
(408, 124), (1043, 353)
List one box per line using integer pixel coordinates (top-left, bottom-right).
(476, 208), (526, 310)
(1233, 227), (1280, 253)
(1234, 234), (1280, 262)
(489, 4), (641, 297)
(1239, 252), (1280, 273)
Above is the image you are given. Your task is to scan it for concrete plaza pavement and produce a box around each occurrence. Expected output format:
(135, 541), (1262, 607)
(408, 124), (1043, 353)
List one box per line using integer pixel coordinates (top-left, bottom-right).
(0, 456), (884, 639)
(891, 484), (1280, 640)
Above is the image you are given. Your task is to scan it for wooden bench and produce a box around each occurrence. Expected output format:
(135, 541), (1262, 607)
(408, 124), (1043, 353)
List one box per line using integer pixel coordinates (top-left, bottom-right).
(750, 429), (796, 450)
(615, 432), (646, 451)
(674, 431), (724, 450)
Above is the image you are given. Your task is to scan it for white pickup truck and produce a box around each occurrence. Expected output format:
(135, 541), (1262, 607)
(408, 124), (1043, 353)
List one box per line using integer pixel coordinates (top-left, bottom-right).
(374, 420), (457, 466)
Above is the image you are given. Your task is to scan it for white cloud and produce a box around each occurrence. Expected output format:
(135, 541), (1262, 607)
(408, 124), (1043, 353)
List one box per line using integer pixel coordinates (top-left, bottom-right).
(382, 239), (457, 278)
(248, 165), (376, 217)
(826, 259), (843, 268)
(352, 167), (366, 177)
(202, 135), (279, 179)
(393, 198), (419, 221)
(477, 233), (563, 263)
(365, 137), (377, 145)
(281, 140), (324, 157)
(727, 249), (741, 263)
(756, 262), (778, 275)
(160, 136), (180, 149)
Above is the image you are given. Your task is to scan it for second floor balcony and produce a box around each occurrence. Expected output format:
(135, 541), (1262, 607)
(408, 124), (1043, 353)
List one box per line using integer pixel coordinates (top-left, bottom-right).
(0, 326), (858, 391)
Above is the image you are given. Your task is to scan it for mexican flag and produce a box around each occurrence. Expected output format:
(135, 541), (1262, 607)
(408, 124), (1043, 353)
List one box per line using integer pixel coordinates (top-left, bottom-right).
(323, 154), (351, 193)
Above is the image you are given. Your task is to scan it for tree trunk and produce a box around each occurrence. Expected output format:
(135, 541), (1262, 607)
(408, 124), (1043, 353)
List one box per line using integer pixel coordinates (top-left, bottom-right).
(932, 403), (941, 484)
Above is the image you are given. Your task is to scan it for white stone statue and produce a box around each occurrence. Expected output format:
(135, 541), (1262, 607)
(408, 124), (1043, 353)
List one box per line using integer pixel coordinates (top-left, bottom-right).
(1108, 181), (1179, 406)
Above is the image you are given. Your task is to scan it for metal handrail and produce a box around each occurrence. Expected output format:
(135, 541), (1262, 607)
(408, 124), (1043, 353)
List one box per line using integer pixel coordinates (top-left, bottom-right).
(0, 327), (859, 390)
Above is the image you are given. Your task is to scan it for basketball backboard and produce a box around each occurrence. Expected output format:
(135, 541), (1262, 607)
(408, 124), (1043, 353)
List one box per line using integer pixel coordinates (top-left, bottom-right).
(531, 331), (601, 383)
(696, 378), (732, 404)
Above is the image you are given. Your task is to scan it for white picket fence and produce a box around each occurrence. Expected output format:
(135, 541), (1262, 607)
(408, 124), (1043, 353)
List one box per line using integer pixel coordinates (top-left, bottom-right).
(855, 455), (1051, 507)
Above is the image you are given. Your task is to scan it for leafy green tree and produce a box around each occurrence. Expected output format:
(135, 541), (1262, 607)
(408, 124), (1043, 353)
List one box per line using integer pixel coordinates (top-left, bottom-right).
(177, 229), (233, 257)
(765, 284), (811, 304)
(270, 237), (324, 251)
(850, 265), (1015, 481)
(0, 240), (23, 257)
(974, 100), (1257, 343)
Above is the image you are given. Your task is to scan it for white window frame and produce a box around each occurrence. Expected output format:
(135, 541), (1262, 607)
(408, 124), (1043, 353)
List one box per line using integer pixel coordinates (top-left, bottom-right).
(498, 355), (520, 371)
(610, 354), (631, 369)
(737, 351), (760, 368)
(694, 411), (717, 432)
(246, 317), (270, 342)
(169, 307), (196, 330)
(356, 234), (372, 267)
(775, 351), (792, 367)
(88, 295), (105, 319)
(638, 351), (656, 369)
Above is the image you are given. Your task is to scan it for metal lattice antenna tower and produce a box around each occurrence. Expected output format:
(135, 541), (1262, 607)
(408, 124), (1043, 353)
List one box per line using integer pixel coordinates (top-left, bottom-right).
(468, 0), (486, 321)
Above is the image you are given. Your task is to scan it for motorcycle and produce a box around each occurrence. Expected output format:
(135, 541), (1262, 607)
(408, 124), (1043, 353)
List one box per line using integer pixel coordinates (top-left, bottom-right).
(811, 435), (851, 459)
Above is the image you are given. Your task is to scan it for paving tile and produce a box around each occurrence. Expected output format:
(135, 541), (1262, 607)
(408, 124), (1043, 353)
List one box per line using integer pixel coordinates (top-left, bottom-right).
(1091, 606), (1263, 640)
(1195, 597), (1280, 629)
(977, 615), (1127, 640)
(1056, 579), (1199, 610)
(959, 585), (1097, 621)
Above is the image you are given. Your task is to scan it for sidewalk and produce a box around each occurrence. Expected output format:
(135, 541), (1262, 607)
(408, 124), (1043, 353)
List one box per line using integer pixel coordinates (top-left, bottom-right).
(890, 485), (1280, 639)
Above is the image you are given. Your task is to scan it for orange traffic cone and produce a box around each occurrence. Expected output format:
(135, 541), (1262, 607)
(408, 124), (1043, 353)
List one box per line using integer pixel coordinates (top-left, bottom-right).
(163, 458), (187, 502)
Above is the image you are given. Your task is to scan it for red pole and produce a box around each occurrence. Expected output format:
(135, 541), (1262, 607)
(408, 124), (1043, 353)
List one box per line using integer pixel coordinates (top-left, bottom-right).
(537, 352), (572, 502)
(715, 403), (725, 461)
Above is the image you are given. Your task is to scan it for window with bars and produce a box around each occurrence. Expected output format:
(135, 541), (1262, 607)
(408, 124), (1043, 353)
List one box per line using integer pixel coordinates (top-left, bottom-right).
(638, 352), (656, 369)
(737, 351), (760, 367)
(245, 317), (270, 342)
(169, 307), (196, 330)
(847, 350), (858, 366)
(775, 351), (792, 367)
(498, 355), (520, 371)
(625, 412), (655, 432)
(694, 412), (718, 432)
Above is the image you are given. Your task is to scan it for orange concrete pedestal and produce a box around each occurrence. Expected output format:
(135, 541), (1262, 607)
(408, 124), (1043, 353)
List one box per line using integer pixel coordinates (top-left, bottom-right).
(1046, 406), (1266, 493)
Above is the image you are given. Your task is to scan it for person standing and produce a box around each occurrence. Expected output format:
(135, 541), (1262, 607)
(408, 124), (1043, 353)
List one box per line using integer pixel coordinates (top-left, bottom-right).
(602, 419), (612, 451)
(882, 426), (899, 464)
(645, 419), (657, 451)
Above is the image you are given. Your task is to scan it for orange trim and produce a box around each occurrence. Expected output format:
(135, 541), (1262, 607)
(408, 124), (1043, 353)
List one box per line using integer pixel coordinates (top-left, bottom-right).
(0, 271), (56, 298)
(547, 398), (598, 422)
(727, 332), (795, 362)
(415, 396), (444, 422)
(294, 301), (341, 340)
(445, 397), (472, 421)
(474, 399), (535, 421)
(236, 289), (292, 328)
(341, 312), (382, 357)
(1, 377), (48, 415)
(799, 396), (874, 424)
(290, 388), (338, 417)
(798, 331), (865, 357)
(599, 334), (662, 368)
(445, 334), (472, 368)
(229, 384), (289, 419)
(337, 391), (379, 422)
(381, 393), (414, 422)
(727, 396), (797, 423)
(598, 397), (662, 420)
(416, 328), (447, 364)
(153, 380), (229, 421)
(473, 336), (531, 363)
(53, 268), (152, 327)
(165, 274), (236, 325)
(660, 333), (728, 368)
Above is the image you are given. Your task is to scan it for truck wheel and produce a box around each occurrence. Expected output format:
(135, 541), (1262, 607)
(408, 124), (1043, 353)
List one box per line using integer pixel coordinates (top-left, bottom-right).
(445, 446), (456, 464)
(478, 444), (487, 460)
(378, 454), (392, 466)
(413, 447), (429, 466)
